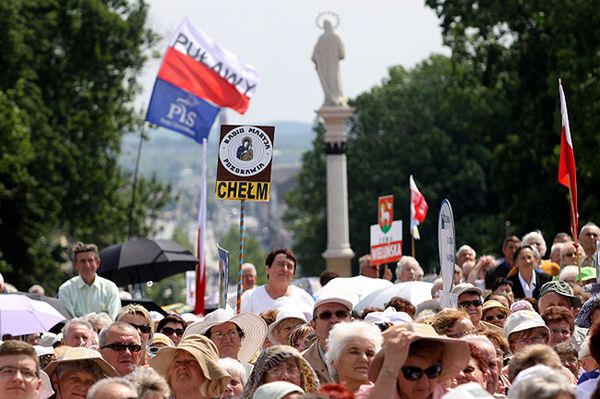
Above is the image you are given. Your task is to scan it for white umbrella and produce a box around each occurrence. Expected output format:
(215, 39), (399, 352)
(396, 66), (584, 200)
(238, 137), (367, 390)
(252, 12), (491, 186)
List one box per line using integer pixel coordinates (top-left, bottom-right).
(354, 281), (433, 312)
(0, 294), (66, 336)
(313, 276), (393, 307)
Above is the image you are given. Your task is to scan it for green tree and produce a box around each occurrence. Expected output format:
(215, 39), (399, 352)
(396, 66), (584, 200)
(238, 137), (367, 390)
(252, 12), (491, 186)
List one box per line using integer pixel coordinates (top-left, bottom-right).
(0, 0), (170, 292)
(286, 55), (507, 274)
(425, 0), (600, 238)
(218, 225), (267, 286)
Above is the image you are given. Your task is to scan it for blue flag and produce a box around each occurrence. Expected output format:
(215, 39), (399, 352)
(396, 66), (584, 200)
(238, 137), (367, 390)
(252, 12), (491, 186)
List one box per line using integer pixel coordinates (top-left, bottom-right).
(145, 78), (220, 143)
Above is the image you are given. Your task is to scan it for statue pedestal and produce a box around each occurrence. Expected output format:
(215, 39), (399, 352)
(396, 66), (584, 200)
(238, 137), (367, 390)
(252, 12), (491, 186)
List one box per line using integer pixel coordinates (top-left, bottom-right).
(317, 105), (355, 277)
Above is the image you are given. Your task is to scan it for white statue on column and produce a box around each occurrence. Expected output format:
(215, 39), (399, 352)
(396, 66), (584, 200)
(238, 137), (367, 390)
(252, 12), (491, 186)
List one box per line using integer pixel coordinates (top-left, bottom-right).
(312, 13), (347, 107)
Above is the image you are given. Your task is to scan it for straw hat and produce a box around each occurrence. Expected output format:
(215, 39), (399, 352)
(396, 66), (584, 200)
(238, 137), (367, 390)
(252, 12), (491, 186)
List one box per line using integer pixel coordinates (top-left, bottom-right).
(267, 309), (308, 344)
(44, 347), (119, 379)
(150, 334), (230, 397)
(368, 323), (470, 383)
(482, 300), (511, 314)
(184, 308), (267, 363)
(151, 332), (175, 348)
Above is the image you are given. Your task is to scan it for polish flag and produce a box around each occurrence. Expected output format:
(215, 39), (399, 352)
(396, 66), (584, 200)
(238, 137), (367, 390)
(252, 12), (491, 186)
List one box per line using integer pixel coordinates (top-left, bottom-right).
(558, 80), (578, 239)
(410, 175), (428, 240)
(159, 18), (259, 114)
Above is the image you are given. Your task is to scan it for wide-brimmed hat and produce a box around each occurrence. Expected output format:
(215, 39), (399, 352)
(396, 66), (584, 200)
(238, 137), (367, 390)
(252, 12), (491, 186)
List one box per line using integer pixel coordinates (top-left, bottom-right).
(451, 283), (482, 298)
(44, 347), (119, 379)
(184, 309), (267, 363)
(267, 309), (307, 344)
(503, 310), (549, 339)
(368, 323), (469, 383)
(575, 294), (600, 328)
(150, 334), (230, 397)
(539, 281), (581, 308)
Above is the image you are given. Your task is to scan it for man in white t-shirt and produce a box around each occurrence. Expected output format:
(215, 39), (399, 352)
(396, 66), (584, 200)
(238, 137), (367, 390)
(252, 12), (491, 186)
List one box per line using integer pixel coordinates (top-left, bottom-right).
(240, 248), (314, 315)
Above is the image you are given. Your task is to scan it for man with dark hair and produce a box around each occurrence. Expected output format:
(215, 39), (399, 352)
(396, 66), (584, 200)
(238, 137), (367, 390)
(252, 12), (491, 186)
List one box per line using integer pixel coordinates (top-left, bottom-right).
(58, 242), (121, 319)
(240, 248), (314, 315)
(0, 341), (42, 399)
(485, 235), (521, 289)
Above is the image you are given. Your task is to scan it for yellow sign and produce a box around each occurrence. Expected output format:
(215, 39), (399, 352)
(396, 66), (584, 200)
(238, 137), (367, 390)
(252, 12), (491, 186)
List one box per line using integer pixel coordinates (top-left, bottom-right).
(216, 181), (270, 201)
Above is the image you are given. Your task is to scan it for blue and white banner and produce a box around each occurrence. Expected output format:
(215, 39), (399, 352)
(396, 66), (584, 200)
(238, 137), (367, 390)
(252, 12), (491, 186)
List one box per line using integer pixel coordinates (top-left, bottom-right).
(146, 78), (220, 143)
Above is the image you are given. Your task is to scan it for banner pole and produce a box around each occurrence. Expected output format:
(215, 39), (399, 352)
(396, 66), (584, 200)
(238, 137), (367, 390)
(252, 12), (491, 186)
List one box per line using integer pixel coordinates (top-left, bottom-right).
(236, 199), (246, 314)
(411, 236), (415, 258)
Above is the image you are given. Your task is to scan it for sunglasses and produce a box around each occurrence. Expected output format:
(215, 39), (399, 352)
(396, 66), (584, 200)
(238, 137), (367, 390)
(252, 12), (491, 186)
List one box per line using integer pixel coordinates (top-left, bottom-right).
(130, 323), (152, 334)
(484, 313), (506, 321)
(458, 299), (482, 308)
(317, 310), (350, 320)
(101, 342), (142, 352)
(401, 364), (443, 381)
(161, 327), (185, 336)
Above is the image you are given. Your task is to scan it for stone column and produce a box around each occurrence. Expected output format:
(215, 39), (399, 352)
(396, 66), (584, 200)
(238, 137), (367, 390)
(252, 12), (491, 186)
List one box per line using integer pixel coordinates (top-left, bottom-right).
(318, 105), (354, 276)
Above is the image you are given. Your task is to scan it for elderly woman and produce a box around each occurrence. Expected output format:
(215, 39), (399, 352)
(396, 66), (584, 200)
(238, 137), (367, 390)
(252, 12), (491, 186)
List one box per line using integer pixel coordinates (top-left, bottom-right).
(242, 345), (318, 399)
(452, 339), (490, 390)
(218, 357), (247, 399)
(357, 323), (469, 399)
(481, 300), (511, 329)
(324, 321), (382, 392)
(117, 304), (154, 365)
(504, 310), (550, 355)
(267, 309), (308, 346)
(185, 309), (267, 365)
(507, 245), (551, 300)
(542, 306), (575, 345)
(150, 334), (230, 399)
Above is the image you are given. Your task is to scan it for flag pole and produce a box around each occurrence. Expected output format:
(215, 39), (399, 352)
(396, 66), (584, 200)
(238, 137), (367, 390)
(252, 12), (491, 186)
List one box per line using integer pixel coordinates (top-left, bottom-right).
(194, 139), (208, 315)
(411, 236), (416, 258)
(236, 199), (246, 314)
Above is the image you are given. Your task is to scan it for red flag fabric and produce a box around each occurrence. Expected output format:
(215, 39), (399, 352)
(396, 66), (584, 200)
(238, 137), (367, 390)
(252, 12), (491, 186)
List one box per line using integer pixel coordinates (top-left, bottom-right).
(410, 175), (428, 239)
(557, 80), (579, 239)
(194, 138), (208, 315)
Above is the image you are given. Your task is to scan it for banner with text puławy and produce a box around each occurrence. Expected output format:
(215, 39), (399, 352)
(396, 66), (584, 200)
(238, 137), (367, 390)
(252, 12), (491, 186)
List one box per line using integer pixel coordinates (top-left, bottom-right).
(146, 17), (260, 142)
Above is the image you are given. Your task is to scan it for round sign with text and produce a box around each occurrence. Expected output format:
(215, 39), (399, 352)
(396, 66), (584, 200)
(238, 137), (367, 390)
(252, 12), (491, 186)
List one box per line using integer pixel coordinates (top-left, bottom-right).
(219, 126), (273, 177)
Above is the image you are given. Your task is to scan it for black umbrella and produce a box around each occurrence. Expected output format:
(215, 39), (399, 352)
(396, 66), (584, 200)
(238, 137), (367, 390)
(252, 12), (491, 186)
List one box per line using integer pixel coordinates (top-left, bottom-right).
(121, 298), (168, 316)
(98, 238), (198, 286)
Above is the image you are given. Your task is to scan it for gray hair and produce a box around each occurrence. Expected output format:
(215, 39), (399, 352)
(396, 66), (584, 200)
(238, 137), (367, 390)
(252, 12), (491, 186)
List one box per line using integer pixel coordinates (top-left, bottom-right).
(126, 367), (170, 399)
(99, 322), (140, 347)
(325, 321), (382, 380)
(241, 263), (256, 273)
(456, 245), (476, 259)
(84, 312), (113, 331)
(87, 377), (138, 399)
(62, 318), (94, 337)
(218, 357), (248, 385)
(508, 365), (575, 399)
(395, 256), (423, 282)
(522, 231), (547, 258)
(580, 222), (600, 236)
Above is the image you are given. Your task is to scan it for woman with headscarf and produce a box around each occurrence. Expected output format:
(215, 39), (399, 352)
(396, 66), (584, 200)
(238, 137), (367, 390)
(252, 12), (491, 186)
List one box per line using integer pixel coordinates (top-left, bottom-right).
(242, 345), (318, 399)
(150, 334), (230, 399)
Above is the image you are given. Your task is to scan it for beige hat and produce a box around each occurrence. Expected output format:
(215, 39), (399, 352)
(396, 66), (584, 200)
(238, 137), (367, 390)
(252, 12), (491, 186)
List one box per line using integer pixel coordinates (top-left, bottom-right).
(368, 323), (470, 382)
(313, 295), (353, 311)
(503, 310), (549, 339)
(451, 283), (483, 298)
(44, 347), (119, 379)
(482, 300), (511, 314)
(253, 381), (305, 399)
(150, 334), (230, 398)
(151, 332), (174, 348)
(184, 309), (267, 363)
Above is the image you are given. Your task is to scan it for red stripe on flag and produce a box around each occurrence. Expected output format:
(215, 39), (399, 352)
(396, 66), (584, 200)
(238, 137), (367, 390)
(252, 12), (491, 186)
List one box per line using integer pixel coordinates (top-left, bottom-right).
(159, 48), (250, 114)
(558, 81), (578, 238)
(194, 227), (206, 315)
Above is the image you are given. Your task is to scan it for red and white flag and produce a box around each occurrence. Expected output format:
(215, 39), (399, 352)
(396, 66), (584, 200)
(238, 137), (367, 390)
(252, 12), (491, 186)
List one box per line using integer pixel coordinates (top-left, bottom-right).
(557, 80), (579, 239)
(410, 175), (428, 240)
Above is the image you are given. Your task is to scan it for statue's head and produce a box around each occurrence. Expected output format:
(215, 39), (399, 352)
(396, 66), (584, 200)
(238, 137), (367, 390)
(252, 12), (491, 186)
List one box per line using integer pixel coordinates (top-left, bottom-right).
(324, 19), (333, 32)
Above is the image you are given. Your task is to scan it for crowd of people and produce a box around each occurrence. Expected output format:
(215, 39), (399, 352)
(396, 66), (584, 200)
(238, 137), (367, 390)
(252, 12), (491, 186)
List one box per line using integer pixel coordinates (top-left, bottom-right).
(1, 222), (600, 399)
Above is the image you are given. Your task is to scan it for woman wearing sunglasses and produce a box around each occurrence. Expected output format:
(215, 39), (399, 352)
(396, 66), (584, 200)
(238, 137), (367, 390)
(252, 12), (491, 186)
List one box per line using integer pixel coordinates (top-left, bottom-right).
(117, 304), (154, 366)
(481, 300), (511, 329)
(357, 323), (469, 399)
(157, 314), (187, 345)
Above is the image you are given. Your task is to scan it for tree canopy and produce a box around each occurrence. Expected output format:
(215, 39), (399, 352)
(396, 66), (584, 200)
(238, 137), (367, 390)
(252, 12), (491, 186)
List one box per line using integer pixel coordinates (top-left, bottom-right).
(287, 1), (600, 274)
(0, 0), (170, 292)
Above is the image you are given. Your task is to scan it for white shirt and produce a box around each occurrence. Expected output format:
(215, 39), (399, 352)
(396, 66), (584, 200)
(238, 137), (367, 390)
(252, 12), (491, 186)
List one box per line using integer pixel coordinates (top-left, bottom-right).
(240, 285), (314, 316)
(518, 271), (537, 298)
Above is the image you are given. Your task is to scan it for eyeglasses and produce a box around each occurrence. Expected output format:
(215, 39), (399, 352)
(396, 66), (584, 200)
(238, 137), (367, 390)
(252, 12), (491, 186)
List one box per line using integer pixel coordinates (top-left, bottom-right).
(267, 365), (300, 378)
(317, 310), (350, 320)
(130, 323), (152, 334)
(458, 300), (482, 308)
(161, 327), (185, 337)
(484, 313), (506, 321)
(401, 364), (443, 381)
(0, 366), (39, 381)
(212, 330), (241, 340)
(101, 342), (142, 352)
